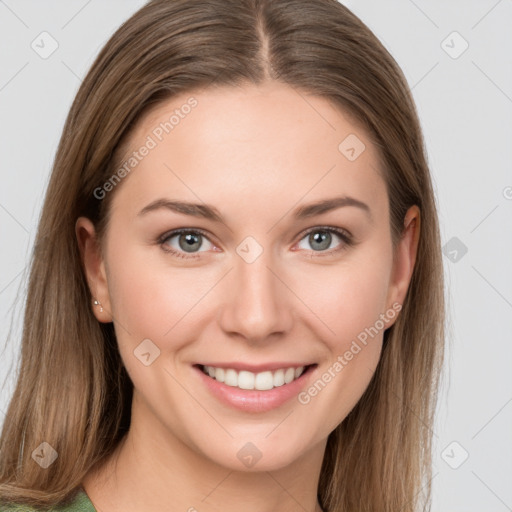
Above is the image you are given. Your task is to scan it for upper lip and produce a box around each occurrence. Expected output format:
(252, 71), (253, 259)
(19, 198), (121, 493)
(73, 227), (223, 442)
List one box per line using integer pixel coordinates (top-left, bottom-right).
(196, 362), (316, 373)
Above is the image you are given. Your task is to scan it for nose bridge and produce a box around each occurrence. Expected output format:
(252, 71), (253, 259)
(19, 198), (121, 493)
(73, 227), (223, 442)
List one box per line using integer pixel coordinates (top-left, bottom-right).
(218, 240), (293, 341)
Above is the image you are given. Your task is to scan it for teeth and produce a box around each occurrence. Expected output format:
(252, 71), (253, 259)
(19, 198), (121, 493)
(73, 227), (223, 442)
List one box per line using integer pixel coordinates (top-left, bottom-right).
(203, 365), (306, 390)
(255, 371), (274, 391)
(273, 369), (285, 387)
(215, 367), (225, 383)
(224, 369), (238, 386)
(284, 367), (295, 384)
(238, 370), (255, 390)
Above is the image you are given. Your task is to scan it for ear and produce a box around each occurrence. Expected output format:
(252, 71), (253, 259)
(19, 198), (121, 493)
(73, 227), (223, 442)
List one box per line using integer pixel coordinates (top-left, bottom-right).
(75, 216), (112, 322)
(385, 205), (420, 323)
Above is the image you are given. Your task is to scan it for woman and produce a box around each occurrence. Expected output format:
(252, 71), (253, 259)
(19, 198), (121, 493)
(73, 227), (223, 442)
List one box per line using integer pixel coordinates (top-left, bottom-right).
(0, 1), (445, 511)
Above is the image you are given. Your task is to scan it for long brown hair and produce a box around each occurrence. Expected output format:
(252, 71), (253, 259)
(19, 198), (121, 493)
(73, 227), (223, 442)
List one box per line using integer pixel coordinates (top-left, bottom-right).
(0, 1), (445, 510)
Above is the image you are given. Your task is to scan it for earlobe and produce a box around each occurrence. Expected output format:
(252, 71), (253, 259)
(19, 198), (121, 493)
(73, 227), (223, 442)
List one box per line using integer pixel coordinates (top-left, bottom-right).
(386, 205), (421, 317)
(75, 217), (112, 322)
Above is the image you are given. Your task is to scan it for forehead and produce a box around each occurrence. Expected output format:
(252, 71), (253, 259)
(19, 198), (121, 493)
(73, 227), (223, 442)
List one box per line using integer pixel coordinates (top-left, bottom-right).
(109, 81), (386, 220)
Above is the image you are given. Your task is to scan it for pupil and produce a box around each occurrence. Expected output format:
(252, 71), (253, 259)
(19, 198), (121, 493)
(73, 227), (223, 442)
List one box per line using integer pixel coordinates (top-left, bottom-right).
(311, 231), (330, 250)
(180, 233), (201, 252)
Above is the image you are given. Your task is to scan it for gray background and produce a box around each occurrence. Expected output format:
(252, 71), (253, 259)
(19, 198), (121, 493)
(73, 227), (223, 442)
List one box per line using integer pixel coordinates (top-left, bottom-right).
(1, 1), (511, 510)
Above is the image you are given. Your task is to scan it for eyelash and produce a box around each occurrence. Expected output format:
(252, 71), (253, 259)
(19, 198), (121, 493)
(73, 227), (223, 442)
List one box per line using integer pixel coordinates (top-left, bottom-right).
(157, 226), (355, 260)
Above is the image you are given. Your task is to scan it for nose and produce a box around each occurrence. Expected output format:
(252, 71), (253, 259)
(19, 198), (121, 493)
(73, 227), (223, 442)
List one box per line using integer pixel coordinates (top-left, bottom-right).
(217, 248), (294, 344)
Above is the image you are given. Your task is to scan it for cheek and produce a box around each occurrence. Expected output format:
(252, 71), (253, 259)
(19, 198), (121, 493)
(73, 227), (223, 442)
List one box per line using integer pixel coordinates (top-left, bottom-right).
(291, 256), (393, 436)
(105, 241), (197, 344)
(297, 250), (393, 348)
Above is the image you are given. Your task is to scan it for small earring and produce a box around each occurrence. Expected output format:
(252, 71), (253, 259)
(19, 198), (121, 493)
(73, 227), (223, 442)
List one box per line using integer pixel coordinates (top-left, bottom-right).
(93, 299), (104, 313)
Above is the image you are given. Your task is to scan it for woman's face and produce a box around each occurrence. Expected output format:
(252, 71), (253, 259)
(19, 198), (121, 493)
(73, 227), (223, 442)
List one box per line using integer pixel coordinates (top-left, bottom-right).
(77, 81), (418, 471)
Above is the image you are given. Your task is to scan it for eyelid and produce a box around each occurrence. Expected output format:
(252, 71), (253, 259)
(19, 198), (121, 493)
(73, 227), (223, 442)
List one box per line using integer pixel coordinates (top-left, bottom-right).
(296, 224), (353, 242)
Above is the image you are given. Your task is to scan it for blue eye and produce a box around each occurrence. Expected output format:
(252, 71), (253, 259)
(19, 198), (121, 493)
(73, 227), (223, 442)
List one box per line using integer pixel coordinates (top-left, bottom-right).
(157, 226), (354, 260)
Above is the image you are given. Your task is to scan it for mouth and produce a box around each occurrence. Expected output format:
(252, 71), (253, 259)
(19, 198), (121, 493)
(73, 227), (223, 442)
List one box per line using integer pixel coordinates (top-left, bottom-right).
(192, 362), (318, 413)
(196, 363), (316, 391)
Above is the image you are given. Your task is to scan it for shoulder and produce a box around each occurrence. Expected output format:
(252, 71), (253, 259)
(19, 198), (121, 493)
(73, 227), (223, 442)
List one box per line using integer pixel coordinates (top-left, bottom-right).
(0, 489), (97, 512)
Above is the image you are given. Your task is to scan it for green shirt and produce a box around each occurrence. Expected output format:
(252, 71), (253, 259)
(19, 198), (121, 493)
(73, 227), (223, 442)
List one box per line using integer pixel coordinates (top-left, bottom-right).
(0, 488), (96, 512)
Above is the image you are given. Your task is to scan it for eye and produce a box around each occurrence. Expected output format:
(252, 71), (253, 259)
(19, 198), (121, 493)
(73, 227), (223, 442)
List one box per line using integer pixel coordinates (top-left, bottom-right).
(295, 226), (354, 257)
(157, 226), (354, 260)
(158, 229), (215, 259)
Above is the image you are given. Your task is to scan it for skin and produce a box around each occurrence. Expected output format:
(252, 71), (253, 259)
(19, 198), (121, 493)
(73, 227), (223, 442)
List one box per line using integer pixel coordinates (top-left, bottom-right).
(76, 80), (420, 512)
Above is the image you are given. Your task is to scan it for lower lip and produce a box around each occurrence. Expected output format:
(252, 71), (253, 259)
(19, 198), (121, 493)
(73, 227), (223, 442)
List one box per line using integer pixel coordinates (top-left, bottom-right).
(193, 364), (317, 413)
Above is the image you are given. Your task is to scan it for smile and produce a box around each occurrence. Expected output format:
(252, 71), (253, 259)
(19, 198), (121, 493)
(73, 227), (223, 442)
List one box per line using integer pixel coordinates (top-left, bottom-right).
(193, 362), (318, 413)
(200, 364), (308, 391)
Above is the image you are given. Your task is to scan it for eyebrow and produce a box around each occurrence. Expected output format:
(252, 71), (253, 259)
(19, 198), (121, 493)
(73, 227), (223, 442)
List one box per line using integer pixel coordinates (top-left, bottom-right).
(137, 196), (372, 223)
